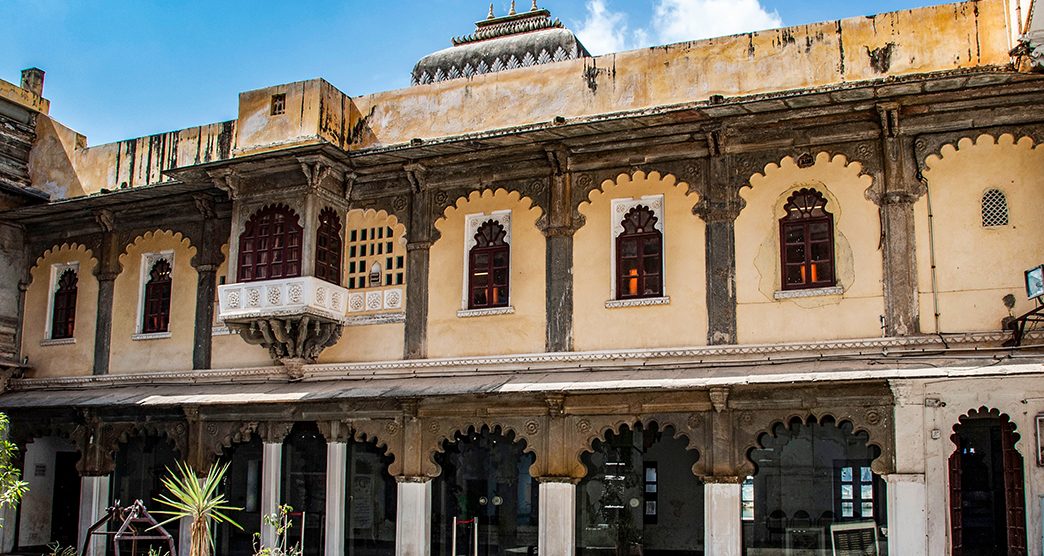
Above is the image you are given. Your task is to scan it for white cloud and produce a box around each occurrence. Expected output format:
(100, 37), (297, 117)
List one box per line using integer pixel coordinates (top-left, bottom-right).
(575, 0), (631, 55)
(652, 0), (782, 44)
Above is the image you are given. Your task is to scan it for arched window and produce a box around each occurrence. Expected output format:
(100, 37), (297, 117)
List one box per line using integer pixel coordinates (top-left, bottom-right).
(468, 219), (509, 309)
(981, 189), (1009, 228)
(237, 205), (303, 282)
(780, 188), (835, 290)
(50, 268), (77, 339)
(314, 207), (343, 285)
(616, 205), (663, 299)
(143, 259), (172, 334)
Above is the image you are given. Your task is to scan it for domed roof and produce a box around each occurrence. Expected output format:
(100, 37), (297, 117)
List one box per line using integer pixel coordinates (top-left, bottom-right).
(411, 2), (590, 86)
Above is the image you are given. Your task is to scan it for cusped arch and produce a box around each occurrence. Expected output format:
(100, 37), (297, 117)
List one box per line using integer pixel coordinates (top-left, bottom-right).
(29, 243), (96, 285)
(575, 414), (706, 480)
(424, 420), (541, 479)
(923, 132), (1042, 174)
(346, 207), (408, 243)
(577, 170), (697, 226)
(742, 411), (891, 476)
(118, 229), (198, 264)
(434, 188), (543, 240)
(350, 418), (402, 476)
(950, 406), (1021, 449)
(745, 152), (875, 204)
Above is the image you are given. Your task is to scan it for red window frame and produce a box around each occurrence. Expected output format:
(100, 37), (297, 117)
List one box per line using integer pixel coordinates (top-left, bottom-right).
(50, 268), (77, 339)
(779, 188), (835, 291)
(314, 207), (343, 285)
(616, 205), (663, 300)
(143, 259), (172, 334)
(237, 205), (303, 282)
(468, 220), (509, 310)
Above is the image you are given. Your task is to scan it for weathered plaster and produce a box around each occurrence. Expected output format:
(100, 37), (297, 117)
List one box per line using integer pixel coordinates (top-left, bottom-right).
(916, 133), (1044, 333)
(22, 244), (97, 377)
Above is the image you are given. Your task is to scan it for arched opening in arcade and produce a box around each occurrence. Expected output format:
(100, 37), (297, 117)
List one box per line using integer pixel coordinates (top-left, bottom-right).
(577, 422), (705, 555)
(341, 438), (398, 555)
(431, 426), (538, 555)
(282, 422), (327, 556)
(111, 431), (180, 508)
(948, 408), (1027, 555)
(216, 434), (263, 556)
(743, 416), (888, 555)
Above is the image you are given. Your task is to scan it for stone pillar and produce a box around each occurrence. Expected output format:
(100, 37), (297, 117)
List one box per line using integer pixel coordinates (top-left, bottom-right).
(317, 419), (351, 556)
(544, 152), (574, 352)
(703, 480), (742, 556)
(395, 477), (431, 556)
(404, 189), (432, 359)
(260, 441), (282, 549)
(78, 475), (110, 556)
(884, 473), (927, 556)
(875, 104), (920, 336)
(325, 442), (347, 556)
(538, 479), (576, 555)
(192, 264), (217, 370)
(92, 214), (120, 375)
(696, 139), (741, 345)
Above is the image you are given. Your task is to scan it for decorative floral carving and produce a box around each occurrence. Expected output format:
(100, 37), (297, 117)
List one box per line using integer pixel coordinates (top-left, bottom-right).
(524, 420), (540, 435)
(288, 284), (303, 304)
(576, 418), (592, 433)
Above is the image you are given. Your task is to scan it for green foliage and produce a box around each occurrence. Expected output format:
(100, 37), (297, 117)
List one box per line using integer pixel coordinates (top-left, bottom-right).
(152, 460), (243, 556)
(253, 504), (302, 556)
(0, 413), (28, 526)
(45, 541), (77, 556)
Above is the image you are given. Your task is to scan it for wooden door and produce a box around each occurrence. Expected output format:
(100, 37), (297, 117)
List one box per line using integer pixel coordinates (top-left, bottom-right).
(1000, 424), (1027, 555)
(948, 435), (963, 555)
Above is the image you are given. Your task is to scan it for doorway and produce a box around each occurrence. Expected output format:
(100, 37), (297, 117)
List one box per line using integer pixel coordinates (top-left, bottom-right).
(949, 408), (1026, 555)
(50, 451), (80, 548)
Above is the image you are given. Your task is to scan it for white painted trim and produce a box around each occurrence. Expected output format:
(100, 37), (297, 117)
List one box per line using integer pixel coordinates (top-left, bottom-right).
(609, 195), (666, 300)
(344, 312), (407, 326)
(132, 332), (172, 341)
(44, 261), (79, 340)
(605, 296), (670, 309)
(136, 250), (175, 335)
(39, 338), (75, 347)
(456, 306), (515, 318)
(461, 210), (512, 311)
(773, 285), (844, 300)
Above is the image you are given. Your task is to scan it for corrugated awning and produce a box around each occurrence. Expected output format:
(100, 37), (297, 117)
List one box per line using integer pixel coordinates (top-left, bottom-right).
(3, 357), (1044, 409)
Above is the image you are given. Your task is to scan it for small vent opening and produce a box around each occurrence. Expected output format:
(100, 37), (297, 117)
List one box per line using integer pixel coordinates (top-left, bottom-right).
(981, 189), (1009, 228)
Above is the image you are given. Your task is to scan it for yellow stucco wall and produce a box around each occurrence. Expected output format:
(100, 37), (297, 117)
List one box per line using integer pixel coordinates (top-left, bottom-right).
(915, 133), (1044, 333)
(109, 230), (198, 374)
(319, 209), (407, 363)
(22, 244), (97, 378)
(236, 79), (346, 156)
(429, 189), (546, 358)
(574, 171), (706, 351)
(349, 0), (1010, 150)
(211, 244), (274, 368)
(736, 153), (884, 344)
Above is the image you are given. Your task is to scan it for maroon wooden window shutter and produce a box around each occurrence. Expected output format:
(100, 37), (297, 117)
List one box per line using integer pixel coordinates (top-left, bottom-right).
(615, 205), (663, 300)
(143, 259), (173, 334)
(948, 436), (963, 555)
(1001, 423), (1027, 555)
(315, 207), (343, 285)
(50, 268), (78, 339)
(779, 188), (836, 291)
(468, 220), (509, 310)
(237, 205), (304, 283)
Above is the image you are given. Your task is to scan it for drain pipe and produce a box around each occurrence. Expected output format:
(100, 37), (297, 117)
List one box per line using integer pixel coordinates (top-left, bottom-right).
(923, 173), (942, 335)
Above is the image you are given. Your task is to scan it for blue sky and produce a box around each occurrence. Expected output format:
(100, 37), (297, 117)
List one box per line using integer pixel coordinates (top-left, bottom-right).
(2, 0), (951, 146)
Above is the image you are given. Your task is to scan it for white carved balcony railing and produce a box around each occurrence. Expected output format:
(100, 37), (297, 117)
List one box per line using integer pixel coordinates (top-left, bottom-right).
(218, 277), (348, 323)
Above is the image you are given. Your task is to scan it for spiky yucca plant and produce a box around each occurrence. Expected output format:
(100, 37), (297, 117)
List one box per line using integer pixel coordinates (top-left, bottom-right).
(152, 461), (243, 556)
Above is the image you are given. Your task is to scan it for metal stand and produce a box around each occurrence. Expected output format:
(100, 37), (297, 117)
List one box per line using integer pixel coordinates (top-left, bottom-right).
(451, 517), (479, 556)
(80, 500), (177, 556)
(1005, 300), (1044, 347)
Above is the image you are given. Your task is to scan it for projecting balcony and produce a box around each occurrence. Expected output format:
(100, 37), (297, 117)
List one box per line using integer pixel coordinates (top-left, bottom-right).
(217, 277), (348, 364)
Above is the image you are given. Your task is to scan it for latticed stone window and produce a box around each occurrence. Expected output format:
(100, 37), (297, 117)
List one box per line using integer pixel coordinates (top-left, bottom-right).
(346, 226), (405, 290)
(980, 189), (1009, 228)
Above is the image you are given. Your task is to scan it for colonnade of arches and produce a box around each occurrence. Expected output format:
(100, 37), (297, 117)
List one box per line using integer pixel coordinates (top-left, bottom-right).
(10, 404), (1032, 555)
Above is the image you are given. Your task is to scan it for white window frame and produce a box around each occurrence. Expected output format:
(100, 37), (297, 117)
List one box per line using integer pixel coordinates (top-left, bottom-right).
(133, 250), (174, 339)
(458, 210), (514, 317)
(41, 261), (79, 345)
(607, 195), (669, 308)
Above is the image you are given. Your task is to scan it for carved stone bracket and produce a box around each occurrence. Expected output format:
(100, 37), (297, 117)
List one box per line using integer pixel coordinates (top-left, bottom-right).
(258, 421), (295, 444)
(229, 316), (343, 364)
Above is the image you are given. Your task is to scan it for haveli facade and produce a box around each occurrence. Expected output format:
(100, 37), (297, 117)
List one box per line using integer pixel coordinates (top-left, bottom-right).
(1, 1), (1044, 555)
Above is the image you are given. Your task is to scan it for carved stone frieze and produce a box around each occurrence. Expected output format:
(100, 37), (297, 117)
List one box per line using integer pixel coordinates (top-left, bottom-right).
(420, 416), (546, 478)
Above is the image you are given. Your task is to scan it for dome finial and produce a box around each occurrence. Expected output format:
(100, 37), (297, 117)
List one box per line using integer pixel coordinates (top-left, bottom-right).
(531, 0), (538, 11)
(487, 3), (494, 19)
(509, 1), (517, 15)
